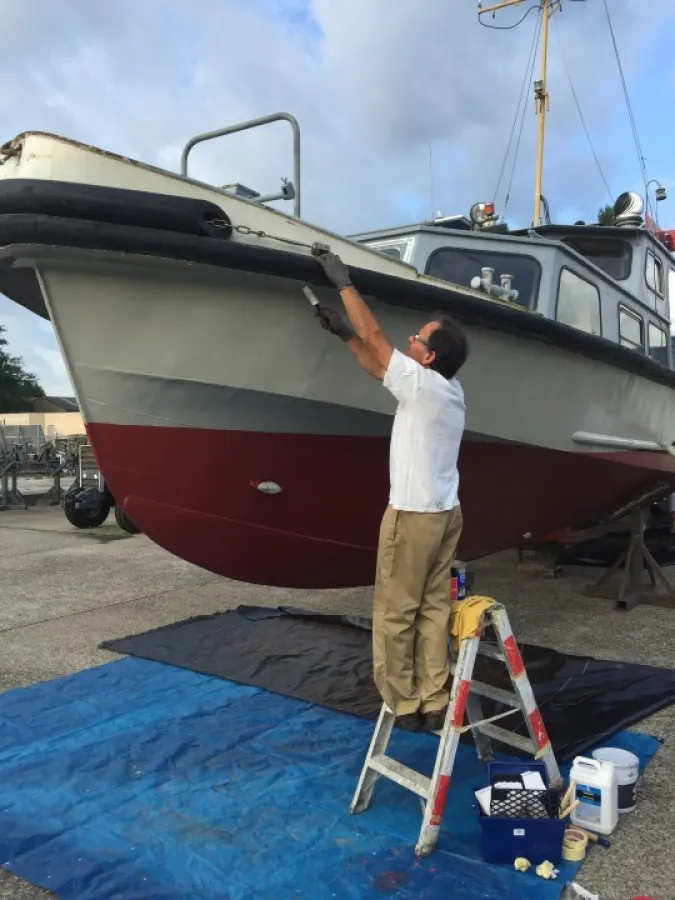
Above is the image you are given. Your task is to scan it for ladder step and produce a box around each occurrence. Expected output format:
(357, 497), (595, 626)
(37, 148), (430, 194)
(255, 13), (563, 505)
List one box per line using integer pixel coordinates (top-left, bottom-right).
(369, 754), (431, 799)
(449, 665), (522, 708)
(469, 680), (522, 708)
(476, 643), (505, 661)
(476, 723), (537, 755)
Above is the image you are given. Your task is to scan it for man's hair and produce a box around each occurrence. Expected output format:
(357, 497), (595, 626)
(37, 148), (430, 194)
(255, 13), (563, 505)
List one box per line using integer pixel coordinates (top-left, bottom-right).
(426, 314), (469, 380)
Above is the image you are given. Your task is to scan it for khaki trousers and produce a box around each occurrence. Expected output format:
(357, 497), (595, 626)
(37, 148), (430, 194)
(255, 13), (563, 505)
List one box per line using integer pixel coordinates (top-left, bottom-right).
(372, 504), (463, 716)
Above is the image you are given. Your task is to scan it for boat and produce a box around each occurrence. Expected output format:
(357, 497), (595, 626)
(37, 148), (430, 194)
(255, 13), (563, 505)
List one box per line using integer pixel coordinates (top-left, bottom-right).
(0, 3), (674, 588)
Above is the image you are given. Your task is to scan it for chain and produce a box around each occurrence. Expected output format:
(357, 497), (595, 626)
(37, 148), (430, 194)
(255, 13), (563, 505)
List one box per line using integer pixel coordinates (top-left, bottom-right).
(209, 218), (324, 253)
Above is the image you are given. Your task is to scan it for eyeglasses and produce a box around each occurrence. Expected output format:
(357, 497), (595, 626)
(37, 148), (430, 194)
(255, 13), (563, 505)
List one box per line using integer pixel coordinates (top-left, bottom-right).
(412, 333), (431, 349)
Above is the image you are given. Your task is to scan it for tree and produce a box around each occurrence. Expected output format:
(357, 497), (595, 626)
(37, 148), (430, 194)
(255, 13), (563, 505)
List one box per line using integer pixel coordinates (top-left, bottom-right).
(0, 325), (45, 412)
(597, 204), (616, 226)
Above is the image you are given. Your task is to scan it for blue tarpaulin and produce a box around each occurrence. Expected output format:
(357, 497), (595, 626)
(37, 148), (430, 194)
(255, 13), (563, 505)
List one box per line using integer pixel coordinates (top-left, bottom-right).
(0, 658), (661, 899)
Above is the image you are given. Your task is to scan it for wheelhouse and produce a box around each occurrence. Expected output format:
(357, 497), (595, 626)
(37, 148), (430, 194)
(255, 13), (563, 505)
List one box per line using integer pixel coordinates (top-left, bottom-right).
(351, 196), (675, 369)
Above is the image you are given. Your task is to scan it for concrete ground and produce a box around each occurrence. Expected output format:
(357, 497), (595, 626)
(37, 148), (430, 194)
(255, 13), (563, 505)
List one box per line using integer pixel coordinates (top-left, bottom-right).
(1, 505), (674, 900)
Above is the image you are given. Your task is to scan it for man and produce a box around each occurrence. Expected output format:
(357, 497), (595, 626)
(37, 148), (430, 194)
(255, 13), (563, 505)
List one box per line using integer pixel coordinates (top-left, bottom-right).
(314, 251), (469, 733)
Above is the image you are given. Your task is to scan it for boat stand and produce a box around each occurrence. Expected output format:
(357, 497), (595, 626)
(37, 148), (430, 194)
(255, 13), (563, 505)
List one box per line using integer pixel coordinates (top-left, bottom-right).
(0, 459), (27, 511)
(36, 471), (64, 507)
(36, 454), (72, 507)
(583, 484), (675, 612)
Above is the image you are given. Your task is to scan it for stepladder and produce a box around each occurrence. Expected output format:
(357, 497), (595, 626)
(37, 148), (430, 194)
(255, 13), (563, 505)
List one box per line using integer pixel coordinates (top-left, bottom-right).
(350, 599), (562, 857)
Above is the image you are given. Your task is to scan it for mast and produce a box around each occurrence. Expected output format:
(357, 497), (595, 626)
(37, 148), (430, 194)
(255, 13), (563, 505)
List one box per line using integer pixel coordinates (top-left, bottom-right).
(478, 1), (559, 226)
(533, 0), (550, 227)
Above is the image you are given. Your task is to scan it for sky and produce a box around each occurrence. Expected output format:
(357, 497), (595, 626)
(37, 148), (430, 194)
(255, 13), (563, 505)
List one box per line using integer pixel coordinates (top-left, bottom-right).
(1, 0), (674, 395)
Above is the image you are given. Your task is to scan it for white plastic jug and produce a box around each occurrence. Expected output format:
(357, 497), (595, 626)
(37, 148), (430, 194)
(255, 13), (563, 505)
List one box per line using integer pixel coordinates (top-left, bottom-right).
(569, 756), (618, 836)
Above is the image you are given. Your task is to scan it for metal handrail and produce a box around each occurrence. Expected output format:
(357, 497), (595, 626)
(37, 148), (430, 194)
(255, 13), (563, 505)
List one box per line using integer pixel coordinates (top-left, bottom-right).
(180, 112), (301, 217)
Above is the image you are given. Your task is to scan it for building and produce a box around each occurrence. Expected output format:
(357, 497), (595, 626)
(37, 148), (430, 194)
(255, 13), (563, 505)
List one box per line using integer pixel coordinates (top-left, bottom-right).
(32, 396), (79, 414)
(0, 396), (85, 438)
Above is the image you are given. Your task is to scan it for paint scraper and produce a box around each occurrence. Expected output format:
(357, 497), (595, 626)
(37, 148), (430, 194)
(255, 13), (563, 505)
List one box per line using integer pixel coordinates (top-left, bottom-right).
(302, 286), (320, 308)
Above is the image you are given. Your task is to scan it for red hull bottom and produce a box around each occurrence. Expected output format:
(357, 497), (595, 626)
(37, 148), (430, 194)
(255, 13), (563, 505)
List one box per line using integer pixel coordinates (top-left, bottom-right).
(88, 423), (674, 588)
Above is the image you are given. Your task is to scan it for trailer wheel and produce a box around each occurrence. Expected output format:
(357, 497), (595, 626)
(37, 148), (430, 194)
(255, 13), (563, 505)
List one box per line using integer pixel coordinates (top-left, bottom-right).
(114, 503), (142, 535)
(63, 490), (111, 529)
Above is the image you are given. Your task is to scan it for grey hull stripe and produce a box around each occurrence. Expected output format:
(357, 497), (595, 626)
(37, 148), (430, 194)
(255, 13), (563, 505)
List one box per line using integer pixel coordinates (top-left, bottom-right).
(82, 367), (395, 436)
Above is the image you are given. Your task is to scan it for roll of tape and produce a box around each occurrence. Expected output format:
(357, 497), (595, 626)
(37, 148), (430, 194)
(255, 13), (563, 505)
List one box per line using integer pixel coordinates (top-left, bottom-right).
(562, 828), (588, 862)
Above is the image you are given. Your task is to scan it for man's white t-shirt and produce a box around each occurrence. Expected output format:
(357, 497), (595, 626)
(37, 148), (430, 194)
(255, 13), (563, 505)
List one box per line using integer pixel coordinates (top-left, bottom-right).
(382, 348), (465, 512)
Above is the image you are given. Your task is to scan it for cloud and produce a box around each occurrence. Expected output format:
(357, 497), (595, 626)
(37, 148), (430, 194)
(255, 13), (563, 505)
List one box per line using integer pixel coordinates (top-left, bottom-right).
(0, 0), (672, 392)
(32, 348), (73, 395)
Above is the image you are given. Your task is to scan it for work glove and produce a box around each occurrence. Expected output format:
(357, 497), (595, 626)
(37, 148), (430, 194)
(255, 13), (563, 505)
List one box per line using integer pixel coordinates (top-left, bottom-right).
(315, 251), (353, 291)
(315, 305), (354, 342)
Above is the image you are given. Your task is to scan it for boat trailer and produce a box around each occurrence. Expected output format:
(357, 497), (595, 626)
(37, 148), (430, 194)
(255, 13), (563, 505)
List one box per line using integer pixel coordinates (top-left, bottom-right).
(63, 443), (141, 535)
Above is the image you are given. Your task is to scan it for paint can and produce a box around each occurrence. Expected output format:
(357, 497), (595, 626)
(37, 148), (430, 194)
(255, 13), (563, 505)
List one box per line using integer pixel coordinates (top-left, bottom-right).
(592, 747), (639, 813)
(450, 560), (466, 601)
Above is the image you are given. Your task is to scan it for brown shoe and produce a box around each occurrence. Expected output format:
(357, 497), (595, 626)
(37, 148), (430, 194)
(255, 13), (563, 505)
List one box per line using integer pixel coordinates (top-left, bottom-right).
(395, 712), (423, 732)
(422, 707), (448, 732)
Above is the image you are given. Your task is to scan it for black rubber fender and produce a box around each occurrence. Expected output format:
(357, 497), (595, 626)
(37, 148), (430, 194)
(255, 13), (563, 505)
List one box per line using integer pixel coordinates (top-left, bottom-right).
(0, 179), (232, 239)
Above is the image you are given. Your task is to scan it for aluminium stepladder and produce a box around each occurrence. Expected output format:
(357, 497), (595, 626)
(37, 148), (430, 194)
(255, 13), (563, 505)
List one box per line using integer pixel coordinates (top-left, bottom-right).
(350, 600), (562, 857)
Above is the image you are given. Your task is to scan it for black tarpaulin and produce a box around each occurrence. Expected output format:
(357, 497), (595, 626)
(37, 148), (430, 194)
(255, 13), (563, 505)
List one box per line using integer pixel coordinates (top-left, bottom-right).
(101, 606), (675, 762)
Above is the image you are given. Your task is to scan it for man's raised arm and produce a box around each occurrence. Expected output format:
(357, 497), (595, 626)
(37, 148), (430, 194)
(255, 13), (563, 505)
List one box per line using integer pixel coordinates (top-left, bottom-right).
(315, 252), (394, 371)
(314, 306), (385, 380)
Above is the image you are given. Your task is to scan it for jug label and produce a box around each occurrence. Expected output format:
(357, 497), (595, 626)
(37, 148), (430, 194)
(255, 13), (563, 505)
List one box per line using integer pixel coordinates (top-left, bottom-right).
(577, 783), (601, 806)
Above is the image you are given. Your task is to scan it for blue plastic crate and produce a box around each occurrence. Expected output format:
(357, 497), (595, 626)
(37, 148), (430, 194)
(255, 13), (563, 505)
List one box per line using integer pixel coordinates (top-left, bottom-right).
(477, 761), (565, 865)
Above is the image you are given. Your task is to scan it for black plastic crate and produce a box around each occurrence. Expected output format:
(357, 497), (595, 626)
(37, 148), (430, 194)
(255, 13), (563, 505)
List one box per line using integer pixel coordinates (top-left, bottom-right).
(490, 787), (561, 820)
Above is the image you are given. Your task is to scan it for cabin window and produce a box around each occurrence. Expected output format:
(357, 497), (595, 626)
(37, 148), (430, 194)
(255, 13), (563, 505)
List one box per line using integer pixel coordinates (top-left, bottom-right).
(425, 247), (539, 308)
(363, 239), (409, 261)
(648, 323), (668, 366)
(562, 237), (631, 280)
(556, 268), (601, 335)
(377, 246), (402, 260)
(646, 251), (664, 296)
(618, 305), (643, 351)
